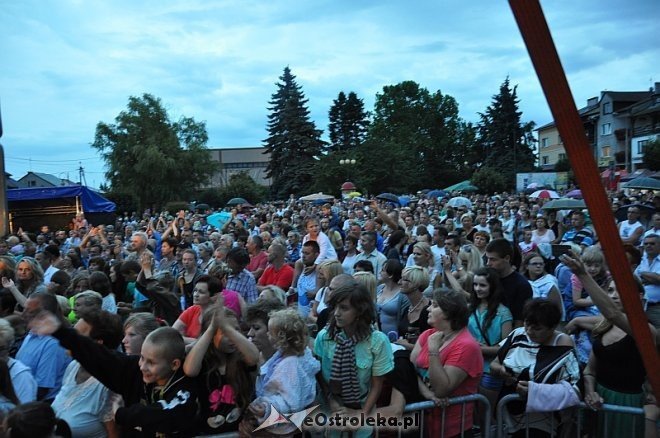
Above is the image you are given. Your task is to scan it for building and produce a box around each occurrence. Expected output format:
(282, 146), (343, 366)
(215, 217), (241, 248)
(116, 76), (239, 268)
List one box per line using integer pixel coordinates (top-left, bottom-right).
(206, 147), (271, 187)
(537, 85), (656, 171)
(16, 171), (76, 188)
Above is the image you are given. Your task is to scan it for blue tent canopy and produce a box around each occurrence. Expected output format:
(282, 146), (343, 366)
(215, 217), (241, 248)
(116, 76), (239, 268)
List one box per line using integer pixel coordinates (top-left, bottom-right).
(7, 185), (116, 213)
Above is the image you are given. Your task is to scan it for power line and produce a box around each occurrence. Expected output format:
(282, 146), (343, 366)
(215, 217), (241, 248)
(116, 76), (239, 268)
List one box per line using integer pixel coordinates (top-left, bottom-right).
(5, 156), (99, 163)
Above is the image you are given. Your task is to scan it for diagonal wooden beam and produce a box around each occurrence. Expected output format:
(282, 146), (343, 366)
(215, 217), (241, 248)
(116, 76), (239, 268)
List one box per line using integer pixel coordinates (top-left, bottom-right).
(508, 0), (659, 400)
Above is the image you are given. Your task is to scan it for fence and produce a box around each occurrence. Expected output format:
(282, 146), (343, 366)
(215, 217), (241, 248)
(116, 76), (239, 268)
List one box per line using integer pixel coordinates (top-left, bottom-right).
(495, 393), (645, 438)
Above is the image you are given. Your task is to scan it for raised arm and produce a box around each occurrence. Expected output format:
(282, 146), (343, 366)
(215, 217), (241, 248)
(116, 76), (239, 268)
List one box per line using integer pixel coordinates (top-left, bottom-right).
(371, 200), (398, 231)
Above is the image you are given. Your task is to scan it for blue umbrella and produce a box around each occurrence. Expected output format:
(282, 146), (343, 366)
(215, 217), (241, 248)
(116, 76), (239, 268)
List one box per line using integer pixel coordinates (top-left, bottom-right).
(377, 193), (400, 205)
(427, 189), (448, 199)
(398, 196), (411, 207)
(206, 211), (232, 229)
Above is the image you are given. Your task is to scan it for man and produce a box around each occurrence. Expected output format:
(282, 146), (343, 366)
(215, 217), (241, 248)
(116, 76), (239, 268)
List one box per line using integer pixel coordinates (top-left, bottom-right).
(246, 235), (268, 282)
(643, 212), (660, 240)
(431, 226), (448, 272)
(126, 231), (154, 262)
(157, 237), (180, 278)
(635, 234), (660, 328)
(258, 243), (294, 291)
(225, 247), (258, 304)
(561, 210), (594, 246)
(291, 241), (320, 319)
(286, 231), (302, 265)
(363, 220), (384, 253)
(354, 231), (387, 276)
(321, 218), (344, 257)
(419, 212), (435, 237)
(486, 238), (533, 327)
(36, 245), (60, 283)
(16, 293), (71, 402)
(618, 206), (645, 247)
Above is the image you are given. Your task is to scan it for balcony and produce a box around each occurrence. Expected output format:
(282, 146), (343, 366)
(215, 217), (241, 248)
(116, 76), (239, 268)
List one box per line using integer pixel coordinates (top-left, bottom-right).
(633, 125), (660, 137)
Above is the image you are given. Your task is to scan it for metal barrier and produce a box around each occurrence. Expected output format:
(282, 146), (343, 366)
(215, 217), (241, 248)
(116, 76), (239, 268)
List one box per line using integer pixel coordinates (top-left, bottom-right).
(495, 393), (645, 438)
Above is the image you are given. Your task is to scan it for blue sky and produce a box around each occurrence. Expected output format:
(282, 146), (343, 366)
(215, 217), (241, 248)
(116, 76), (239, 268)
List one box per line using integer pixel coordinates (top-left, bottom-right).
(1, 0), (658, 189)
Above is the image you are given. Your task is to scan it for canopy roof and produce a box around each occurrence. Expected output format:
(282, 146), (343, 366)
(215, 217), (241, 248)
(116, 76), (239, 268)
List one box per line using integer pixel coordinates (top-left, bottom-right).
(7, 185), (116, 213)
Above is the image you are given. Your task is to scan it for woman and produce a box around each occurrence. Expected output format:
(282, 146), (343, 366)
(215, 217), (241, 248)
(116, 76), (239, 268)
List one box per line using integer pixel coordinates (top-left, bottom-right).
(561, 253), (656, 438)
(197, 241), (215, 273)
(173, 275), (222, 344)
(522, 253), (563, 316)
(341, 235), (360, 275)
(531, 216), (556, 246)
(121, 312), (161, 355)
(384, 230), (407, 265)
(184, 306), (259, 435)
(61, 252), (84, 277)
(411, 242), (442, 294)
(353, 271), (377, 302)
(491, 299), (580, 437)
(395, 266), (431, 351)
(14, 257), (46, 299)
(448, 244), (483, 295)
(473, 231), (490, 260)
(460, 213), (477, 242)
(246, 298), (286, 364)
(314, 283), (394, 438)
(376, 259), (409, 337)
(88, 271), (117, 314)
(310, 260), (343, 323)
(515, 209), (533, 243)
(411, 288), (483, 438)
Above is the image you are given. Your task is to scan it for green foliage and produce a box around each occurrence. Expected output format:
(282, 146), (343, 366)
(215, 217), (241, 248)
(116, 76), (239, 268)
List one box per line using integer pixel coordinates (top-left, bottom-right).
(554, 157), (571, 172)
(476, 78), (537, 189)
(470, 167), (509, 194)
(642, 138), (660, 171)
(164, 201), (189, 212)
(263, 67), (327, 199)
(220, 172), (269, 205)
(328, 91), (370, 152)
(356, 81), (472, 194)
(91, 94), (217, 211)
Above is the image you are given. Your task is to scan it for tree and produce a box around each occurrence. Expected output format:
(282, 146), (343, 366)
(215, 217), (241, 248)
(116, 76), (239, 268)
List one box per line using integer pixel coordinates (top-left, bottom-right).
(328, 91), (370, 152)
(476, 78), (537, 189)
(263, 67), (326, 199)
(642, 138), (660, 171)
(91, 94), (216, 211)
(470, 167), (509, 194)
(218, 172), (269, 205)
(357, 81), (470, 194)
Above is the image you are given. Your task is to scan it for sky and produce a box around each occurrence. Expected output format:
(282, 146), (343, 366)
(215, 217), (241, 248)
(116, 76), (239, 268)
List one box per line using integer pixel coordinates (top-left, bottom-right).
(1, 0), (658, 189)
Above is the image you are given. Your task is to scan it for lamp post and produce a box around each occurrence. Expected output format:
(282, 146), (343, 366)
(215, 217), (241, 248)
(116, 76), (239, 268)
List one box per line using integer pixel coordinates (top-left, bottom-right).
(339, 159), (357, 180)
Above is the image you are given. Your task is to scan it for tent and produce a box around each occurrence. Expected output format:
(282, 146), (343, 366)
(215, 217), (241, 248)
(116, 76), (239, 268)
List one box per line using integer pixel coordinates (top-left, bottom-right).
(7, 185), (116, 232)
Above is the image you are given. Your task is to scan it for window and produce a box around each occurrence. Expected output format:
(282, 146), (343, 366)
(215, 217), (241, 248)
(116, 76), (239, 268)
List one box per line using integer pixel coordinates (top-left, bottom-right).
(542, 156), (548, 165)
(602, 146), (612, 158)
(601, 123), (612, 135)
(638, 140), (649, 154)
(541, 137), (549, 148)
(602, 102), (612, 115)
(558, 153), (567, 161)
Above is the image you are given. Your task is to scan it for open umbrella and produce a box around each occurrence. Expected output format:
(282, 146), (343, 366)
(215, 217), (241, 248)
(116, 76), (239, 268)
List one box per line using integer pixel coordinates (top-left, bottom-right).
(565, 189), (583, 199)
(615, 203), (656, 224)
(541, 198), (586, 211)
(427, 189), (448, 199)
(376, 193), (400, 204)
(444, 180), (478, 192)
(529, 189), (560, 199)
(299, 193), (335, 202)
(227, 197), (249, 206)
(193, 203), (210, 211)
(206, 211), (232, 229)
(623, 176), (660, 191)
(446, 196), (472, 209)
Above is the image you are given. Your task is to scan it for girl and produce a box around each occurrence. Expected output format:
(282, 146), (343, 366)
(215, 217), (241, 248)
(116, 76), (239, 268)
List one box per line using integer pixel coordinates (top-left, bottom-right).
(173, 275), (222, 343)
(240, 309), (320, 436)
(310, 260), (343, 323)
(522, 253), (563, 315)
(376, 259), (409, 337)
(121, 312), (161, 355)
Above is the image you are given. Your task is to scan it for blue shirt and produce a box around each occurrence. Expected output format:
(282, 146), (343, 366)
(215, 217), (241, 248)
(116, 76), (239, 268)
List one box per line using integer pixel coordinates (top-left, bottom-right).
(17, 333), (71, 401)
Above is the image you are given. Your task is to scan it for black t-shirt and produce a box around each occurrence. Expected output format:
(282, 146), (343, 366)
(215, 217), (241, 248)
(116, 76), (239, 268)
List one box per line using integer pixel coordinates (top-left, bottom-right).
(499, 270), (532, 323)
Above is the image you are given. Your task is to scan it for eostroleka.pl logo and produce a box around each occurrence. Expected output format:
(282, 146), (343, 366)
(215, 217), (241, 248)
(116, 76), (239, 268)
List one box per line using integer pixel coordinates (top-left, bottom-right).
(254, 405), (420, 433)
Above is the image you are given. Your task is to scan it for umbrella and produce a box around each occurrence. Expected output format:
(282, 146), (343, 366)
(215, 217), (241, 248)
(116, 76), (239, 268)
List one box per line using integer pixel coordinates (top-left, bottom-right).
(444, 180), (478, 192)
(623, 176), (660, 190)
(446, 196), (472, 209)
(398, 196), (411, 207)
(529, 189), (560, 199)
(615, 203), (656, 224)
(565, 189), (583, 199)
(206, 211), (232, 229)
(345, 191), (362, 199)
(376, 193), (400, 204)
(541, 198), (586, 211)
(227, 197), (249, 206)
(426, 189), (448, 199)
(299, 193), (335, 202)
(526, 182), (540, 189)
(193, 203), (210, 211)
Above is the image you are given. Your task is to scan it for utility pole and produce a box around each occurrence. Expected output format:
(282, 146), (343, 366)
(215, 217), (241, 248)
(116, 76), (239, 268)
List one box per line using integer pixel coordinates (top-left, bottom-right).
(0, 102), (7, 236)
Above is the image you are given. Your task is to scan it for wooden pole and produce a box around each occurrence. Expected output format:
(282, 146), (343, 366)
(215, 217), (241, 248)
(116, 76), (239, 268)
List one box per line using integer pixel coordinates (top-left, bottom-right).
(508, 0), (659, 399)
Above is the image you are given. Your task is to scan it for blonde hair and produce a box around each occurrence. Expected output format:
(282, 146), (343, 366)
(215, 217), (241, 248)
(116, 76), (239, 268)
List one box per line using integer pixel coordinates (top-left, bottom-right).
(259, 286), (287, 305)
(413, 242), (434, 268)
(268, 308), (308, 356)
(319, 260), (343, 286)
(458, 244), (484, 273)
(353, 271), (377, 301)
(402, 266), (430, 293)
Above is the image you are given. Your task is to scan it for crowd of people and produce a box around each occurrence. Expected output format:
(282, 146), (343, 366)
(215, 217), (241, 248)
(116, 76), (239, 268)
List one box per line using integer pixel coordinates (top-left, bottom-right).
(0, 187), (658, 437)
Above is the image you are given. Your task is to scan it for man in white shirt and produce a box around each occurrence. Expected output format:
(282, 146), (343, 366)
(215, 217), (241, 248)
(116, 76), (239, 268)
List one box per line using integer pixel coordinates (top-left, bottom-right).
(36, 245), (60, 284)
(354, 231), (387, 276)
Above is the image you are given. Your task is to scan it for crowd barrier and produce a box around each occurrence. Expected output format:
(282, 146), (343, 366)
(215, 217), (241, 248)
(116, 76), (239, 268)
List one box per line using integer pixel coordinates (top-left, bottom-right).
(495, 393), (645, 438)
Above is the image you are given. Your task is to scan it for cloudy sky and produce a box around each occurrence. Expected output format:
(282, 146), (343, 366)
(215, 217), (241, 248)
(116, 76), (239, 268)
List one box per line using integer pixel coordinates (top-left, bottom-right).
(1, 0), (658, 189)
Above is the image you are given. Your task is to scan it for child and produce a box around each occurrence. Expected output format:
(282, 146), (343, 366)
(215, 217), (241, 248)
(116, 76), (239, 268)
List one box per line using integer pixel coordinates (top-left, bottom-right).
(30, 311), (198, 437)
(517, 229), (538, 257)
(241, 308), (320, 436)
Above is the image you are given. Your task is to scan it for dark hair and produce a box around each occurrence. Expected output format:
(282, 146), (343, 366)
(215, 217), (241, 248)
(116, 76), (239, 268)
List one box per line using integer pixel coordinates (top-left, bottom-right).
(43, 244), (60, 261)
(327, 283), (375, 340)
(119, 260), (141, 276)
(383, 259), (403, 283)
(302, 240), (320, 254)
(623, 244), (642, 267)
(0, 290), (17, 317)
(353, 259), (374, 273)
(523, 298), (561, 329)
(246, 298), (286, 325)
(387, 230), (406, 248)
(361, 231), (377, 244)
(433, 288), (469, 331)
(88, 256), (106, 273)
(89, 271), (112, 297)
(345, 235), (358, 247)
(226, 247), (250, 268)
(50, 270), (71, 293)
(0, 359), (19, 406)
(485, 238), (513, 260)
(470, 267), (504, 331)
(82, 310), (124, 350)
(195, 274), (222, 297)
(249, 235), (264, 249)
(5, 401), (57, 438)
(66, 251), (83, 269)
(162, 237), (178, 255)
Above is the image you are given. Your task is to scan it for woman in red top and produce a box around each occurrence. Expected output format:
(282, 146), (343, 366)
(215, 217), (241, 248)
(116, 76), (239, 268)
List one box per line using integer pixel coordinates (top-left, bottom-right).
(173, 275), (222, 344)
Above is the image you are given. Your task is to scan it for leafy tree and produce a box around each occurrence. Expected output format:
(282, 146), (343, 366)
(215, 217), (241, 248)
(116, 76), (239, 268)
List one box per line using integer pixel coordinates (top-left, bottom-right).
(357, 81), (470, 194)
(642, 138), (660, 171)
(91, 94), (216, 211)
(554, 157), (571, 172)
(328, 91), (370, 152)
(263, 67), (326, 199)
(470, 167), (509, 194)
(219, 172), (269, 205)
(476, 78), (537, 189)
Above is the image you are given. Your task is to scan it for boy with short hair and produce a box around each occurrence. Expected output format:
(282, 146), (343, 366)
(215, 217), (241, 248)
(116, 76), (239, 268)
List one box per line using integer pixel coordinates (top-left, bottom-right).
(30, 312), (198, 437)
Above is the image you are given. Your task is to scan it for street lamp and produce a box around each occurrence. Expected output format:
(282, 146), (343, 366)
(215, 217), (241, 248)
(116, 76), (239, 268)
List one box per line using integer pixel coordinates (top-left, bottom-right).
(339, 159), (356, 165)
(339, 158), (357, 184)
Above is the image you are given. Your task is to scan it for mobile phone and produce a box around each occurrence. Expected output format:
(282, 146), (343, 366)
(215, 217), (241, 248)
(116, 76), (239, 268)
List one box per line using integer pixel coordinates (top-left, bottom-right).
(551, 244), (572, 258)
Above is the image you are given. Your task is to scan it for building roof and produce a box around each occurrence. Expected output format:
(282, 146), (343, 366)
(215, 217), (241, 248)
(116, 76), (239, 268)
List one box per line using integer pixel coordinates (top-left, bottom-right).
(17, 171), (76, 187)
(536, 101), (600, 131)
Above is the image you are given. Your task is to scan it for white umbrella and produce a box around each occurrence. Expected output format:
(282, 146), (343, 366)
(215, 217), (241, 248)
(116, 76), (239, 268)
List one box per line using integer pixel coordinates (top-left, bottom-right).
(446, 196), (472, 209)
(299, 192), (335, 202)
(529, 189), (560, 199)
